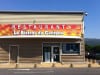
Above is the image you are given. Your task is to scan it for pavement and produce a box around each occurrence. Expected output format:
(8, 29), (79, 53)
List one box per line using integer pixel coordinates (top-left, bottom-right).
(1, 62), (100, 68)
(0, 68), (100, 75)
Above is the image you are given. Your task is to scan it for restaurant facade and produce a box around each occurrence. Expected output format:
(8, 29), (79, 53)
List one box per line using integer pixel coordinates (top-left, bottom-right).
(0, 11), (86, 64)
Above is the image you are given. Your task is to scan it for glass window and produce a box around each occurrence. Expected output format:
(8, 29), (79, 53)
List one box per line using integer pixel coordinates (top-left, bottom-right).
(62, 43), (80, 54)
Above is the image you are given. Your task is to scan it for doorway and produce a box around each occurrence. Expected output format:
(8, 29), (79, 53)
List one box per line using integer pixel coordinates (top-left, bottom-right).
(43, 46), (51, 62)
(52, 46), (60, 62)
(9, 45), (19, 63)
(43, 44), (60, 62)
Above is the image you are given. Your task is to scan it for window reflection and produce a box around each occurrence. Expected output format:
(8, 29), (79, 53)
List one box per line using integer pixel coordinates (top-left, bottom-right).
(62, 43), (80, 54)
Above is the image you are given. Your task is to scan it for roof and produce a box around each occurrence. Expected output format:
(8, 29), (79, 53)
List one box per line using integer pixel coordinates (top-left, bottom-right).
(0, 10), (87, 15)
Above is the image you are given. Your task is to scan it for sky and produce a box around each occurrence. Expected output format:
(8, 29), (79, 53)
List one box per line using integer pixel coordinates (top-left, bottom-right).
(0, 0), (100, 39)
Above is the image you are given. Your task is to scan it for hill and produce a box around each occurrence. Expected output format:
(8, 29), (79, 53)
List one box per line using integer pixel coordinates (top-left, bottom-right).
(85, 38), (100, 46)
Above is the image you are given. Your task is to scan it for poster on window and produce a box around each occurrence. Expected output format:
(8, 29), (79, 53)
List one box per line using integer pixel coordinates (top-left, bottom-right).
(0, 24), (82, 38)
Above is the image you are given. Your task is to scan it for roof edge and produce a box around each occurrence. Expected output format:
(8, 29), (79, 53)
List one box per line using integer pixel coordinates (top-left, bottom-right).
(0, 10), (86, 15)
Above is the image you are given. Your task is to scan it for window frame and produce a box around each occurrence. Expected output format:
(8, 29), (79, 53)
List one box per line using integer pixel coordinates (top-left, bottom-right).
(61, 42), (81, 55)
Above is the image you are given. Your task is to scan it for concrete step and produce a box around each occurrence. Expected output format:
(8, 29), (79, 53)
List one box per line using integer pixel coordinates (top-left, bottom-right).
(0, 63), (16, 68)
(0, 63), (100, 68)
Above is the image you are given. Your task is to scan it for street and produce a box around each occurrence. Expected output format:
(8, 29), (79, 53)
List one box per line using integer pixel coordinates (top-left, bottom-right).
(0, 68), (100, 75)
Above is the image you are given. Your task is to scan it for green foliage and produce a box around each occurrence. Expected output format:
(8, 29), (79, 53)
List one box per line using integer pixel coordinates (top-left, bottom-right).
(92, 45), (100, 53)
(85, 44), (93, 52)
(85, 44), (100, 53)
(85, 44), (100, 59)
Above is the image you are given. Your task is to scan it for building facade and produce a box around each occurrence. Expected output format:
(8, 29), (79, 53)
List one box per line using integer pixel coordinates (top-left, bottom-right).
(0, 11), (85, 64)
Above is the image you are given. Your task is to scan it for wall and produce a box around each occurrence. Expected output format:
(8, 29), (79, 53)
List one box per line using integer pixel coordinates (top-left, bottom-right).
(0, 12), (85, 63)
(0, 38), (84, 63)
(0, 13), (83, 24)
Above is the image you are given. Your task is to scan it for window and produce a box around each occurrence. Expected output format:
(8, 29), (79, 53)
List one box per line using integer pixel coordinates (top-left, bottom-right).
(62, 43), (80, 54)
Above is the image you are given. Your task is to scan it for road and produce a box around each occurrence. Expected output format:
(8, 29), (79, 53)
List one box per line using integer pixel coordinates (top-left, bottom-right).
(0, 68), (100, 75)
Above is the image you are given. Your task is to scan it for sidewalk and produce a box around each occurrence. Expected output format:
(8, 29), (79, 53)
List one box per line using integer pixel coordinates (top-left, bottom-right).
(0, 61), (100, 68)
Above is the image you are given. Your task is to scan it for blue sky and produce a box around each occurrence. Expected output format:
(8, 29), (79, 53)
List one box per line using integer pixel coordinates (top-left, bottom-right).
(0, 0), (100, 38)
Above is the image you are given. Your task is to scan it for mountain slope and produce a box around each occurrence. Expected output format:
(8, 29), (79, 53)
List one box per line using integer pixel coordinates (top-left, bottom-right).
(85, 38), (100, 46)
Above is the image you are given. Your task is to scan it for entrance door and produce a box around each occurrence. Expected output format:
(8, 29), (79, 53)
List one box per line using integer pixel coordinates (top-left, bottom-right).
(52, 46), (60, 62)
(10, 45), (19, 63)
(43, 47), (51, 62)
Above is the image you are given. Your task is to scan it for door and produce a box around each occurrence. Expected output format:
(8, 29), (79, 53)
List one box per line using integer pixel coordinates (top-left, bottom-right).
(10, 45), (19, 63)
(52, 46), (60, 62)
(43, 47), (51, 62)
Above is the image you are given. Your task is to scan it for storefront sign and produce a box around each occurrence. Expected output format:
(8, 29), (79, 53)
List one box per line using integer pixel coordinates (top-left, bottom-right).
(0, 24), (82, 38)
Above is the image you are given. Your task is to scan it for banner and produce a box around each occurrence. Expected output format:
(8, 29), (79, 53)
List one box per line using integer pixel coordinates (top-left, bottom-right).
(0, 24), (82, 37)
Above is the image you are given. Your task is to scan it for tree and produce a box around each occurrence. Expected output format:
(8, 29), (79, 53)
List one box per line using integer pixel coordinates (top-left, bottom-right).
(92, 45), (100, 53)
(85, 44), (93, 52)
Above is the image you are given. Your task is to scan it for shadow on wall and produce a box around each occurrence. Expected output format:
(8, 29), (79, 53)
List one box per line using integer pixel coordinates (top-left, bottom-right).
(0, 38), (80, 63)
(0, 38), (42, 63)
